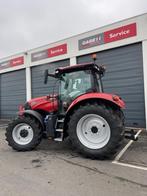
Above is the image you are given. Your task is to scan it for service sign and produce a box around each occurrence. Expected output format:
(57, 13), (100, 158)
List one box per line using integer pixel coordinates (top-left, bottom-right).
(79, 23), (137, 50)
(48, 44), (67, 58)
(31, 43), (67, 62)
(0, 56), (24, 70)
(10, 56), (24, 66)
(104, 23), (137, 43)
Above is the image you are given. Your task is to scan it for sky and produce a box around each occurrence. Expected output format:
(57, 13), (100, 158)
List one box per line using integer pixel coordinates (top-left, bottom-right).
(0, 0), (147, 58)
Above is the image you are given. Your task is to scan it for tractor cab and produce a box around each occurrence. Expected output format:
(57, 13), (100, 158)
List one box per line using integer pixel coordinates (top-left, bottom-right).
(44, 62), (106, 113)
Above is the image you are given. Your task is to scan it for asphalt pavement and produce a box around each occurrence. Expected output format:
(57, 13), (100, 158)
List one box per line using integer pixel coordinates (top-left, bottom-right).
(0, 125), (147, 196)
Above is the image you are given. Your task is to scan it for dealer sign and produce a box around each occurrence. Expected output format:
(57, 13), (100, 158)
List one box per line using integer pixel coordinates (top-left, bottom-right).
(79, 23), (137, 50)
(31, 44), (67, 62)
(79, 33), (104, 50)
(0, 56), (24, 70)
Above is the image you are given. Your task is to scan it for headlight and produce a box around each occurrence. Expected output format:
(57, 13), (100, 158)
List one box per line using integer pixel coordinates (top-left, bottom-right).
(24, 102), (31, 110)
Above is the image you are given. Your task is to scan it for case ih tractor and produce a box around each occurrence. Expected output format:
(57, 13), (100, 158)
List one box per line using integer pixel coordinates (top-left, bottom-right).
(6, 57), (129, 159)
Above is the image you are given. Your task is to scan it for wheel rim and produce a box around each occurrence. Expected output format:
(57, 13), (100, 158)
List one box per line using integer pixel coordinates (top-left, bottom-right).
(76, 114), (111, 149)
(12, 123), (34, 145)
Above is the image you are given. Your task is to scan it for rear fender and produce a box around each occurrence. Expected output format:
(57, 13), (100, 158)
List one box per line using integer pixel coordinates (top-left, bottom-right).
(19, 110), (44, 130)
(67, 93), (125, 113)
(63, 93), (125, 135)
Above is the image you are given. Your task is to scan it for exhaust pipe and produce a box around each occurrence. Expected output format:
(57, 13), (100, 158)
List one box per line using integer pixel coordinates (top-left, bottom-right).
(124, 129), (138, 141)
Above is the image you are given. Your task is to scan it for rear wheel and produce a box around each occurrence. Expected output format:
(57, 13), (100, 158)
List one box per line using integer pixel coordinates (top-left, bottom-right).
(5, 116), (42, 151)
(68, 103), (124, 159)
(77, 114), (111, 150)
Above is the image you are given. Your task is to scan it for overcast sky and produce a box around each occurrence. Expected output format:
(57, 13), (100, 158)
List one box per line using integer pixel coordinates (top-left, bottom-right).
(0, 0), (147, 58)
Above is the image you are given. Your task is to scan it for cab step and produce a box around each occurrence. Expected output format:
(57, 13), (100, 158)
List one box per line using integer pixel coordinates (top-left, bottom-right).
(56, 128), (63, 132)
(54, 137), (63, 142)
(57, 119), (64, 123)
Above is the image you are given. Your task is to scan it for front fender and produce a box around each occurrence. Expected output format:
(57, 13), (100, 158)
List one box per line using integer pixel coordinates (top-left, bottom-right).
(19, 110), (44, 130)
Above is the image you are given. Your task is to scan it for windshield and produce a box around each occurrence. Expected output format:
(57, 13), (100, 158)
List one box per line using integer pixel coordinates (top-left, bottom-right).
(60, 70), (92, 101)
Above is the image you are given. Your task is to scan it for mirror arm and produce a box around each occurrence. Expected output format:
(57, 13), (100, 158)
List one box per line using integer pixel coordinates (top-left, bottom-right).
(48, 73), (57, 78)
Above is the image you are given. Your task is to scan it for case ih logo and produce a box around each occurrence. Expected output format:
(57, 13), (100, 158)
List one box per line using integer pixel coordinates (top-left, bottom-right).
(31, 44), (67, 62)
(79, 23), (137, 50)
(79, 33), (104, 50)
(0, 56), (24, 69)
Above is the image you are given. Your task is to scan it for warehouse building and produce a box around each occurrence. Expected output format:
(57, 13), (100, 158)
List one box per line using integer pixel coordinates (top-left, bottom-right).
(0, 13), (147, 128)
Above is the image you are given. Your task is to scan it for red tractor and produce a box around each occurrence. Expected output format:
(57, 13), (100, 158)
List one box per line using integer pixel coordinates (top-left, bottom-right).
(6, 59), (127, 159)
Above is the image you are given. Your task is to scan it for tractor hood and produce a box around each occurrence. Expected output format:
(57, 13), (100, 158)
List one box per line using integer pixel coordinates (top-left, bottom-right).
(25, 95), (58, 112)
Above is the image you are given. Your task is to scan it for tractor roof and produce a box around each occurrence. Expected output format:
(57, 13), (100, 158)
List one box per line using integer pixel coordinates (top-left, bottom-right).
(45, 62), (105, 83)
(55, 62), (99, 75)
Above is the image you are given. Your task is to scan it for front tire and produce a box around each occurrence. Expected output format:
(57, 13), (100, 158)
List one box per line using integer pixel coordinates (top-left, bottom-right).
(5, 116), (42, 151)
(68, 103), (124, 159)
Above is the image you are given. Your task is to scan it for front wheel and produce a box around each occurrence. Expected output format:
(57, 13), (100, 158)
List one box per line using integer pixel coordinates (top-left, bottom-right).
(5, 116), (42, 151)
(68, 103), (124, 159)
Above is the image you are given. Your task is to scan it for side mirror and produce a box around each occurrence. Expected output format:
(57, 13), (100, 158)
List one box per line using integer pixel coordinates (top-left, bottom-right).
(99, 65), (106, 77)
(44, 69), (48, 84)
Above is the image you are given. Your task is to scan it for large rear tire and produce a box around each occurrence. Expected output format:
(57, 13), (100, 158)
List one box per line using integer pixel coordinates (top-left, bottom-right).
(67, 103), (124, 159)
(5, 116), (42, 151)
